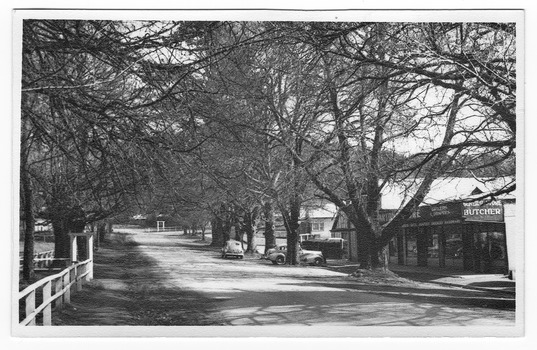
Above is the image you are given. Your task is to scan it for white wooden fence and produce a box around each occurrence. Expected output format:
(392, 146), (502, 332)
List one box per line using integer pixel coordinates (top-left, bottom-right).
(18, 259), (92, 326)
(19, 250), (56, 269)
(145, 226), (183, 232)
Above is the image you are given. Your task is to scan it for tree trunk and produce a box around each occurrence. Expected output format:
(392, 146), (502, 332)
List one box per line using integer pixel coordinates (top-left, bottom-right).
(201, 224), (206, 241)
(243, 210), (256, 254)
(210, 216), (224, 247)
(52, 218), (70, 261)
(263, 201), (276, 254)
(356, 229), (371, 269)
(21, 167), (35, 281)
(233, 215), (242, 242)
(347, 217), (391, 270)
(221, 206), (233, 244)
(283, 196), (301, 265)
(51, 209), (86, 264)
(222, 219), (231, 244)
(97, 222), (106, 246)
(373, 244), (389, 271)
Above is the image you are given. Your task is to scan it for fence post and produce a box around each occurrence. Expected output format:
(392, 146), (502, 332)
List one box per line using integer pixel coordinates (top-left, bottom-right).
(63, 270), (70, 304)
(25, 290), (36, 326)
(55, 276), (63, 309)
(70, 234), (78, 263)
(45, 251), (52, 267)
(76, 264), (82, 291)
(43, 281), (52, 325)
(87, 234), (94, 280)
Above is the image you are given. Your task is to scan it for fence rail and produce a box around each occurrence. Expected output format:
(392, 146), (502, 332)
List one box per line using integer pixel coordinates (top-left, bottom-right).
(145, 226), (183, 232)
(19, 250), (55, 269)
(18, 259), (92, 326)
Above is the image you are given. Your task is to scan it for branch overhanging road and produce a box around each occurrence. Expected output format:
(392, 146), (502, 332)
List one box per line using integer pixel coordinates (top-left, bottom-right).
(53, 230), (515, 326)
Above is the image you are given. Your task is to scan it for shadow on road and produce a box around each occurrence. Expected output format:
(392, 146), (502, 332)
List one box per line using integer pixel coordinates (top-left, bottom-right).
(53, 232), (228, 326)
(272, 277), (515, 311)
(210, 289), (515, 326)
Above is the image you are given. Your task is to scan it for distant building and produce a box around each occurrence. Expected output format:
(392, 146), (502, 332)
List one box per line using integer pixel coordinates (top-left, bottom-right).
(34, 218), (52, 232)
(300, 202), (338, 240)
(267, 201), (338, 241)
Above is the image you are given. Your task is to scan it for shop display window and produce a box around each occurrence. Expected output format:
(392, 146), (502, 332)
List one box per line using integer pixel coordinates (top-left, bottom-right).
(471, 227), (507, 273)
(445, 233), (463, 259)
(428, 233), (439, 258)
(488, 232), (506, 261)
(406, 232), (417, 258)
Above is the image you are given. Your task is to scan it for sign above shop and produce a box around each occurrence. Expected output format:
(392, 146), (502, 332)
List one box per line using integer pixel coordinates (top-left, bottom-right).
(462, 200), (504, 222)
(410, 202), (462, 221)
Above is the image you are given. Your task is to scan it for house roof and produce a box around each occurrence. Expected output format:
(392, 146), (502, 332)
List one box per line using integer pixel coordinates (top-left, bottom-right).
(381, 177), (515, 210)
(301, 201), (338, 219)
(306, 203), (338, 219)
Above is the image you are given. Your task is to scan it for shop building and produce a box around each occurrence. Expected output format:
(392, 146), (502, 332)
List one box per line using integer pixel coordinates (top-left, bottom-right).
(331, 178), (515, 276)
(389, 199), (510, 274)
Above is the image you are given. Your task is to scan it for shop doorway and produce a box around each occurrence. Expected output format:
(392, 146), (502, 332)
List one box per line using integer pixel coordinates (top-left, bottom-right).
(470, 225), (507, 274)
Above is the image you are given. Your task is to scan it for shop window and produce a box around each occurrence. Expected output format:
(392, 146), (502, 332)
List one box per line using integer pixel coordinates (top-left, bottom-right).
(445, 233), (463, 259)
(443, 230), (463, 269)
(406, 231), (417, 258)
(472, 228), (506, 273)
(428, 233), (439, 258)
(488, 232), (506, 261)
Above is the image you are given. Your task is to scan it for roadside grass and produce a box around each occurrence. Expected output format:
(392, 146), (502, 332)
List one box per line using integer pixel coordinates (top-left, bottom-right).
(18, 241), (55, 256)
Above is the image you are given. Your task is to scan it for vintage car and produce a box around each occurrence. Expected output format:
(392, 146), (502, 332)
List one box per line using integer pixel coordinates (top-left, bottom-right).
(265, 244), (325, 266)
(221, 240), (244, 259)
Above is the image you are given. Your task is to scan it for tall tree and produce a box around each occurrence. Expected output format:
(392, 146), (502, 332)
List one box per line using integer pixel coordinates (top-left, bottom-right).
(266, 22), (516, 269)
(20, 20), (208, 261)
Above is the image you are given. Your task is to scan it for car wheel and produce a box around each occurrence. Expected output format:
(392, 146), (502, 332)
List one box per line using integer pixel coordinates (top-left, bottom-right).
(275, 255), (285, 265)
(313, 257), (323, 266)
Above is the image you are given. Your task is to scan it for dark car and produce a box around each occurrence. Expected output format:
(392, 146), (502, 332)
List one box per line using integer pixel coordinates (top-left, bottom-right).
(264, 244), (325, 266)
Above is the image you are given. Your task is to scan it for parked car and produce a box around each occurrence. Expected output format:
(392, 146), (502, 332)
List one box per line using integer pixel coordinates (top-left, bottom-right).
(265, 244), (325, 266)
(221, 240), (244, 259)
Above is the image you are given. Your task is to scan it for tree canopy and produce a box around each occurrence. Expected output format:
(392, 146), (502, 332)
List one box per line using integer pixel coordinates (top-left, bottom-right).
(19, 20), (517, 275)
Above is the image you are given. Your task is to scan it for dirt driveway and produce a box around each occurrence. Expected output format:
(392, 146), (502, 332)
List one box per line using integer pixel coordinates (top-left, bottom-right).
(53, 230), (516, 327)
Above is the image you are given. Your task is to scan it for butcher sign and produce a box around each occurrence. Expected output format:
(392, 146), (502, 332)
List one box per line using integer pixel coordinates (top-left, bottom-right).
(462, 200), (504, 222)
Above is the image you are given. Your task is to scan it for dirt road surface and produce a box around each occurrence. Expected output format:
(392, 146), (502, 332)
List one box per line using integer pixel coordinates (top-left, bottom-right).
(53, 230), (516, 326)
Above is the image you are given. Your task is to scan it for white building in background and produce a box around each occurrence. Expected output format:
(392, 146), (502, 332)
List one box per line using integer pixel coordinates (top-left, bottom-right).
(268, 201), (338, 241)
(35, 218), (52, 232)
(301, 202), (338, 240)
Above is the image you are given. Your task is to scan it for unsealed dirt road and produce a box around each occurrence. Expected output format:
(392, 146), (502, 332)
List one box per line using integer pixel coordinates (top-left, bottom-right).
(53, 230), (516, 327)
